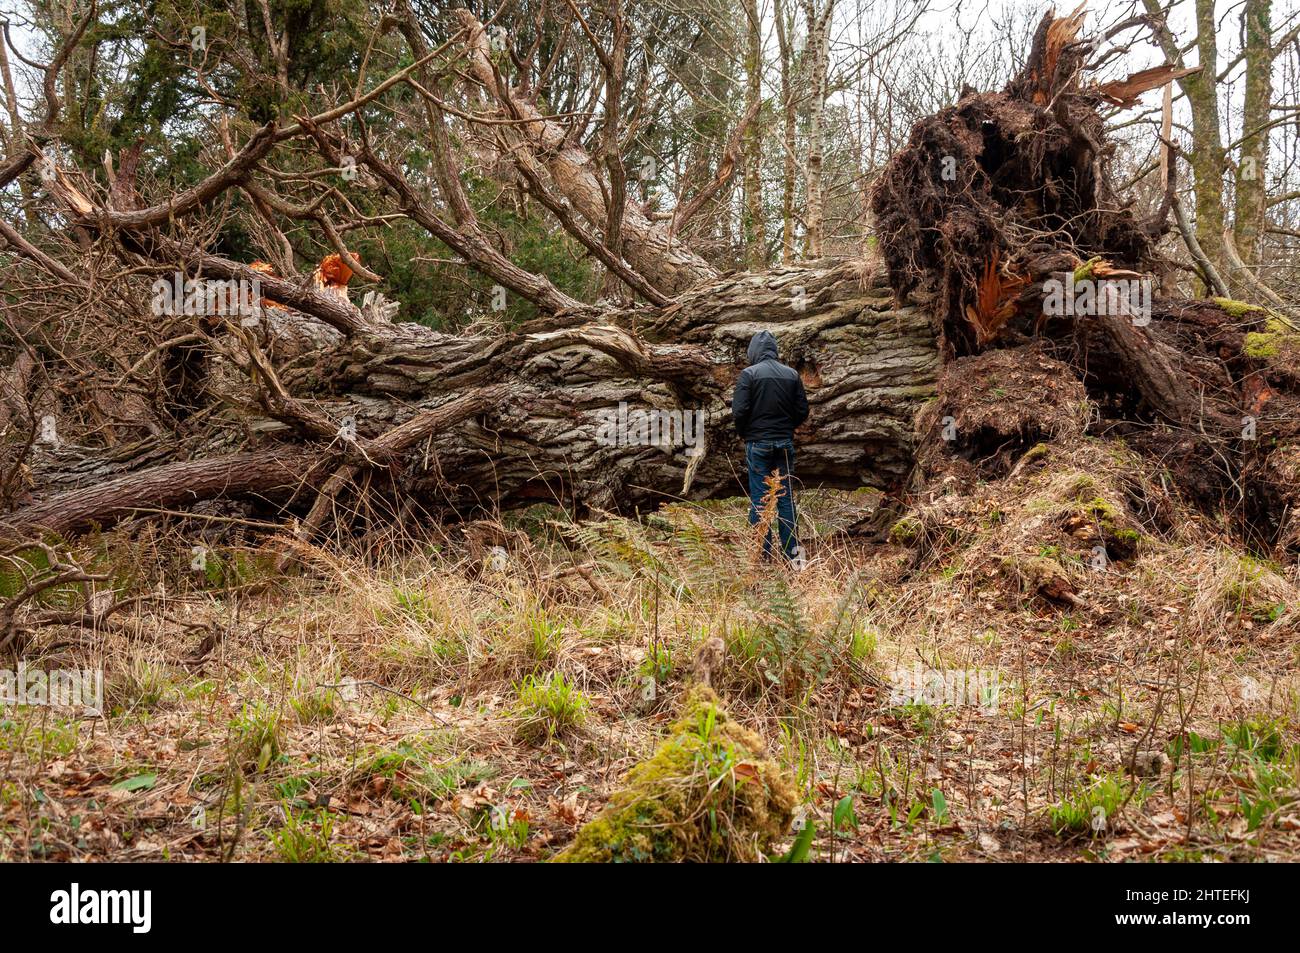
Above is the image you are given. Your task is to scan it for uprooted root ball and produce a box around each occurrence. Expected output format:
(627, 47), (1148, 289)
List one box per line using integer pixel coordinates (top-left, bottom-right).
(869, 9), (1167, 355)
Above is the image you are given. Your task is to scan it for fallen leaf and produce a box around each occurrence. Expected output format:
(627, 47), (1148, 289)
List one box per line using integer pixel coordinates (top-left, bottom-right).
(111, 773), (157, 793)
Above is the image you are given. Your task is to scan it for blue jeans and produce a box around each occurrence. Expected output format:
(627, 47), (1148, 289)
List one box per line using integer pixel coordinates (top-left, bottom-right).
(746, 439), (798, 560)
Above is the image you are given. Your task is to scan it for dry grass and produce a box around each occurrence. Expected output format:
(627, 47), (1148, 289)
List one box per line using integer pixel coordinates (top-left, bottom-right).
(2, 439), (1299, 862)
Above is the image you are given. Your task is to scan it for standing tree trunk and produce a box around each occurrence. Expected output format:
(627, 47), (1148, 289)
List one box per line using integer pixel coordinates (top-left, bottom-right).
(741, 0), (768, 271)
(774, 0), (799, 264)
(1233, 0), (1273, 269)
(0, 39), (37, 226)
(801, 0), (835, 259)
(1144, 0), (1227, 286)
(596, 0), (631, 301)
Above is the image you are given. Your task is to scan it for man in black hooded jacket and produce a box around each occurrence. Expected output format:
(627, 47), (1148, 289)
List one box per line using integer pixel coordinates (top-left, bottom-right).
(731, 330), (808, 562)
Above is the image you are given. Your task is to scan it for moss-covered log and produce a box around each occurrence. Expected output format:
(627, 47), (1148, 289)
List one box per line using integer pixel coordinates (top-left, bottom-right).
(552, 686), (796, 863)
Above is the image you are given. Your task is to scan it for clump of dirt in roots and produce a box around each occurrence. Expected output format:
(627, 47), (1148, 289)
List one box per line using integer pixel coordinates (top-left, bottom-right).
(552, 685), (796, 863)
(1248, 443), (1300, 560)
(915, 347), (1090, 482)
(890, 403), (1300, 639)
(1072, 297), (1300, 553)
(895, 415), (1188, 604)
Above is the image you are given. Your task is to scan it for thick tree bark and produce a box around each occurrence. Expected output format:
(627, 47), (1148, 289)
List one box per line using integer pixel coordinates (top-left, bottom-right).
(4, 449), (315, 536)
(3, 263), (939, 536)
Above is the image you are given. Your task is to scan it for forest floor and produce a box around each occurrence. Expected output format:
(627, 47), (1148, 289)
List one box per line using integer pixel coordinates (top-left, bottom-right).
(3, 427), (1299, 862)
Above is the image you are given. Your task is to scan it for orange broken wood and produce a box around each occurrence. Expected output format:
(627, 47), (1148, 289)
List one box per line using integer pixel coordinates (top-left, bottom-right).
(313, 252), (357, 300)
(315, 253), (355, 288)
(966, 252), (1030, 346)
(248, 253), (358, 309)
(249, 261), (289, 310)
(1093, 65), (1201, 108)
(1034, 2), (1090, 103)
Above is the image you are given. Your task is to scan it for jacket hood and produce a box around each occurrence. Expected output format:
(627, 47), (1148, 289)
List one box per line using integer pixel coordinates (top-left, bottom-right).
(746, 330), (779, 365)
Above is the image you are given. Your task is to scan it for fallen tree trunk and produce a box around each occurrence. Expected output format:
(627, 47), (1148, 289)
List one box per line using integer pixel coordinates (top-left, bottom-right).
(4, 262), (938, 536)
(6, 448), (315, 536)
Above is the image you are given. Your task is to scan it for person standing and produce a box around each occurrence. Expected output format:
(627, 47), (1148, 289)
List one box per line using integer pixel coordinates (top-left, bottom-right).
(731, 330), (808, 563)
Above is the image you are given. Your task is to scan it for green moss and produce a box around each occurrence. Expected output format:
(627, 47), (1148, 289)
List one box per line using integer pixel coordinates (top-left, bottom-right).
(551, 686), (796, 862)
(1080, 495), (1120, 523)
(1241, 317), (1300, 360)
(1019, 443), (1051, 466)
(1212, 297), (1264, 318)
(1243, 332), (1279, 359)
(1068, 494), (1142, 556)
(889, 516), (923, 545)
(1073, 257), (1102, 282)
(1228, 311), (1300, 361)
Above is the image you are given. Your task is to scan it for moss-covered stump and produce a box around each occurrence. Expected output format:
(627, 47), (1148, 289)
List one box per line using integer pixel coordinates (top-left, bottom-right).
(551, 686), (797, 862)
